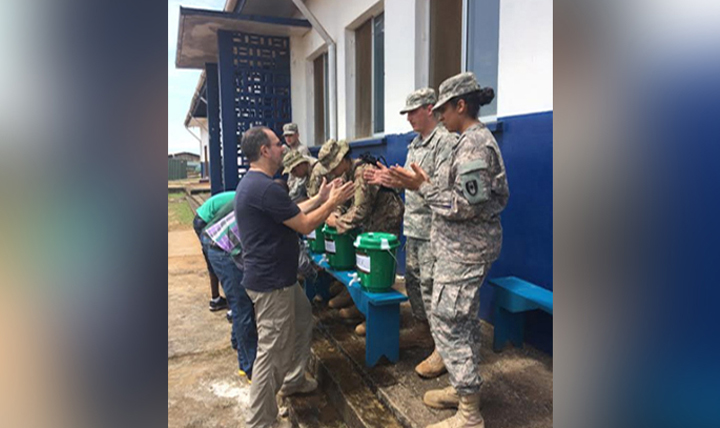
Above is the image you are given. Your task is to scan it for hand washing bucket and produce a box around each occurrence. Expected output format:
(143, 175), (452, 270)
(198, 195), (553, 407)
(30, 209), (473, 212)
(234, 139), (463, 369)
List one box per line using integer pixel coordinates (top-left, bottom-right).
(306, 225), (325, 253)
(353, 232), (401, 292)
(322, 225), (358, 270)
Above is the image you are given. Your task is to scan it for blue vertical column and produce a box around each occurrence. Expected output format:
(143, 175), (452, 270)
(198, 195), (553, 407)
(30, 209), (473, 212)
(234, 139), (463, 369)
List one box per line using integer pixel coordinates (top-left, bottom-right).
(217, 30), (239, 191)
(205, 63), (223, 195)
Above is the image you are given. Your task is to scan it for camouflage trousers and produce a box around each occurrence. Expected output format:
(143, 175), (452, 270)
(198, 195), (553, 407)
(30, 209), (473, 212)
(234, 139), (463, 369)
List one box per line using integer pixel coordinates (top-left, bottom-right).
(430, 259), (489, 396)
(405, 238), (434, 321)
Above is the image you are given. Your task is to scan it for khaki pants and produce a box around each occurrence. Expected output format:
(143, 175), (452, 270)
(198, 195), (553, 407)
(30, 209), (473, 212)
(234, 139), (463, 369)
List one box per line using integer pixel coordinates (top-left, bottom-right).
(245, 283), (313, 428)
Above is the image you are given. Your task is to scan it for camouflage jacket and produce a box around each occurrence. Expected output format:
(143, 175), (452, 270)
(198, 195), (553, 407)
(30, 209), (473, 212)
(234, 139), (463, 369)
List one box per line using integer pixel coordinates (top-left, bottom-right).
(403, 125), (456, 240)
(418, 122), (509, 264)
(306, 161), (330, 198)
(293, 142), (312, 158)
(288, 158), (317, 203)
(335, 160), (404, 237)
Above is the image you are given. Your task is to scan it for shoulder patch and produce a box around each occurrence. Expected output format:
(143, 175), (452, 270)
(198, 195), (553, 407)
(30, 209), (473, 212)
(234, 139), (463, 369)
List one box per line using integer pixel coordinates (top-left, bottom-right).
(458, 159), (488, 204)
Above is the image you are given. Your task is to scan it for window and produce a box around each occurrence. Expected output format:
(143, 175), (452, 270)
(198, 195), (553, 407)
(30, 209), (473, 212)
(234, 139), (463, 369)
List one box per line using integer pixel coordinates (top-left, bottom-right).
(465, 0), (500, 117)
(313, 52), (329, 146)
(372, 13), (384, 134)
(429, 0), (462, 91)
(355, 13), (384, 138)
(423, 0), (499, 118)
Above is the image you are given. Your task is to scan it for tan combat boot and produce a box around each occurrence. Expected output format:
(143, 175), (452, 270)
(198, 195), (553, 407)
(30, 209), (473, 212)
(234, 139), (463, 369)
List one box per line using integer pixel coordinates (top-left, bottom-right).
(328, 280), (344, 296)
(328, 288), (353, 308)
(426, 393), (484, 428)
(415, 349), (447, 378)
(338, 305), (362, 319)
(423, 385), (459, 409)
(355, 321), (366, 336)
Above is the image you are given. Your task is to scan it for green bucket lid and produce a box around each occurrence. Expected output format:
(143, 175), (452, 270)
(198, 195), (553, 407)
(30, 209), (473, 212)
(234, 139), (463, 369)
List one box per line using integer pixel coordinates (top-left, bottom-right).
(322, 224), (337, 235)
(354, 232), (400, 250)
(322, 224), (360, 236)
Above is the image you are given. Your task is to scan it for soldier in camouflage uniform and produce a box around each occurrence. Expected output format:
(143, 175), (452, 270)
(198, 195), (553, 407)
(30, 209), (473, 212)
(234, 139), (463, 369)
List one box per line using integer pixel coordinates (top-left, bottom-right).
(320, 139), (404, 237)
(319, 139), (404, 335)
(282, 149), (317, 203)
(387, 72), (509, 428)
(283, 123), (315, 203)
(282, 123), (311, 157)
(366, 88), (457, 378)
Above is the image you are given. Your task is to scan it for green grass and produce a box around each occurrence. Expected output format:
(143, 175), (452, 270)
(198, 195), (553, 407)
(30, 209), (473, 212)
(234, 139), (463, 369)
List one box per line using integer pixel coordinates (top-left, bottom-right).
(168, 191), (186, 201)
(168, 193), (194, 227)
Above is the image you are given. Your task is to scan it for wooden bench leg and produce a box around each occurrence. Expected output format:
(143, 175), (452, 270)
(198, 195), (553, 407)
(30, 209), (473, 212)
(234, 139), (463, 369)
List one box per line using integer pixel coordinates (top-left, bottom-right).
(493, 305), (525, 352)
(365, 303), (400, 367)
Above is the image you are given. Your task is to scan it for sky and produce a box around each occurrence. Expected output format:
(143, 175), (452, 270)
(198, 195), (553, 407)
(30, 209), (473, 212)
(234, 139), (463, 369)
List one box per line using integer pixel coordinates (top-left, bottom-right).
(168, 0), (225, 155)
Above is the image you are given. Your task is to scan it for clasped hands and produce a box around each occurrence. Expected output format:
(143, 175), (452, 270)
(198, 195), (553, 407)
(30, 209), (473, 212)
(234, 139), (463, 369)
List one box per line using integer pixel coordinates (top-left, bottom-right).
(362, 162), (429, 191)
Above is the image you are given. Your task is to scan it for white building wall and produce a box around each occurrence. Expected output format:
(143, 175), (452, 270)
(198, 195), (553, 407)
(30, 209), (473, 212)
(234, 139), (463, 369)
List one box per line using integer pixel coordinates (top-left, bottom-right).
(383, 0), (419, 135)
(290, 0), (385, 146)
(497, 0), (553, 117)
(289, 0), (553, 144)
(200, 121), (209, 163)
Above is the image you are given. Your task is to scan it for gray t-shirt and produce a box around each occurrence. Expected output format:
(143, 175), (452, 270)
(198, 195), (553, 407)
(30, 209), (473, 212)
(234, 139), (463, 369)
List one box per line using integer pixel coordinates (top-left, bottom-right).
(234, 170), (301, 292)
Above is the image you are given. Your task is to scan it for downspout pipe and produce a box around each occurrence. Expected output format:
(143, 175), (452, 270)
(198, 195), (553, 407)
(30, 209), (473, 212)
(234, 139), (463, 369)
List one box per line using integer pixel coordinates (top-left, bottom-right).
(291, 0), (337, 140)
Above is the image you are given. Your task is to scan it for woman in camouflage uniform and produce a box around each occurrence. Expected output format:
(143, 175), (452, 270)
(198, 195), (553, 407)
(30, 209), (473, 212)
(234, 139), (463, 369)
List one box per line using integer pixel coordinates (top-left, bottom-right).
(387, 72), (509, 428)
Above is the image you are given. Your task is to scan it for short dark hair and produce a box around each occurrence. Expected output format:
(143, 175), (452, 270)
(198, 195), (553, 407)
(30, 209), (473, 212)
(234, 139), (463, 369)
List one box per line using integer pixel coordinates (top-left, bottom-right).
(448, 87), (495, 118)
(241, 126), (271, 163)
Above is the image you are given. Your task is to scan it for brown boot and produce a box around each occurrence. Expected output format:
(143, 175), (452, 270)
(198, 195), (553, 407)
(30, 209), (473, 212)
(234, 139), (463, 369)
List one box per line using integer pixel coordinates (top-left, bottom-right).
(328, 280), (344, 297)
(415, 349), (447, 378)
(328, 288), (353, 308)
(426, 393), (484, 428)
(423, 385), (459, 410)
(339, 305), (362, 319)
(355, 321), (366, 336)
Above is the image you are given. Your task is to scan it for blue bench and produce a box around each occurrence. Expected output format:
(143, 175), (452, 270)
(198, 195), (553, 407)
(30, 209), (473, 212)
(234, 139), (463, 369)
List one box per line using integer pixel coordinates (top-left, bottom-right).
(305, 253), (408, 367)
(489, 276), (553, 352)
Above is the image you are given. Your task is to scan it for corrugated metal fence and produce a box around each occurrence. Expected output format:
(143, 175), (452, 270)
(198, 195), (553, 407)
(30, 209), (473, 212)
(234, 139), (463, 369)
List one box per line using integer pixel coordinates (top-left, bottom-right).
(168, 159), (188, 180)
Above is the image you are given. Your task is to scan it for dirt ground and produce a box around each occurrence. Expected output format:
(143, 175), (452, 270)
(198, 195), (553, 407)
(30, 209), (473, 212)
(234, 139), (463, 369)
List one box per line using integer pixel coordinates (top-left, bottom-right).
(168, 203), (255, 428)
(168, 192), (553, 428)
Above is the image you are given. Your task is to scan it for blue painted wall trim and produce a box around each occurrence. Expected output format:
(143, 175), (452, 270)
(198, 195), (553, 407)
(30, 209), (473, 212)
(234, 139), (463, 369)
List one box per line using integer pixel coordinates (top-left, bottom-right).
(205, 63), (223, 195)
(310, 113), (553, 354)
(217, 30), (239, 191)
(485, 110), (553, 354)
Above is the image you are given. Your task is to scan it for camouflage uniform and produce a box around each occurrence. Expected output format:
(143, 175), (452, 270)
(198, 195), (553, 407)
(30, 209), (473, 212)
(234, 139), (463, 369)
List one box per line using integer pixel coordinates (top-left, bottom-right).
(419, 73), (509, 396)
(404, 127), (455, 320)
(334, 159), (404, 237)
(401, 88), (458, 321)
(316, 139), (403, 236)
(306, 161), (330, 198)
(283, 149), (317, 203)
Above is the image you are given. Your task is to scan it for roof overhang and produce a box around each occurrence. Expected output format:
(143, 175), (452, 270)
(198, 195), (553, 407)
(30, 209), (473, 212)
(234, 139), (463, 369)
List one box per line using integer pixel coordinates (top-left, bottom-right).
(175, 7), (311, 69)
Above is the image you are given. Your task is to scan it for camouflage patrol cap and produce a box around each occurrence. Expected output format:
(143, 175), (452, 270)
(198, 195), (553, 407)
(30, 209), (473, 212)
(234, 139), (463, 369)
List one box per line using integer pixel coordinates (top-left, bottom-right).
(399, 88), (437, 114)
(432, 72), (482, 111)
(318, 139), (350, 172)
(282, 123), (299, 136)
(282, 149), (310, 175)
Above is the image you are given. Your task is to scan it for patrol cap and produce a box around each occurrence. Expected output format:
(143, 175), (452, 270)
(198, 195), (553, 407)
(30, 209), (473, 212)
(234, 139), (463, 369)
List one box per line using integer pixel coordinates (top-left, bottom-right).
(432, 72), (482, 111)
(399, 88), (437, 114)
(283, 123), (299, 136)
(318, 139), (350, 172)
(282, 149), (310, 175)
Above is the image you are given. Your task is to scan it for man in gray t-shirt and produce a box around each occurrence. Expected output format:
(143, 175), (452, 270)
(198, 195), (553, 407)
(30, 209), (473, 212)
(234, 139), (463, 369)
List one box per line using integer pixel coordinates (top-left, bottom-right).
(236, 126), (354, 428)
